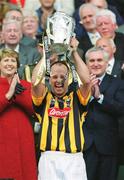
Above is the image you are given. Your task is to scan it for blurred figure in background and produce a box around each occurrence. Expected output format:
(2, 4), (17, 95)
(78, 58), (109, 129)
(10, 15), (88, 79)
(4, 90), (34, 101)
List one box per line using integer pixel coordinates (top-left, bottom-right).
(22, 10), (38, 39)
(96, 37), (124, 78)
(4, 8), (38, 48)
(4, 8), (23, 23)
(36, 0), (56, 34)
(9, 0), (40, 11)
(95, 9), (124, 64)
(0, 25), (4, 45)
(1, 19), (41, 80)
(73, 0), (124, 40)
(87, 0), (124, 25)
(54, 0), (75, 16)
(78, 3), (100, 61)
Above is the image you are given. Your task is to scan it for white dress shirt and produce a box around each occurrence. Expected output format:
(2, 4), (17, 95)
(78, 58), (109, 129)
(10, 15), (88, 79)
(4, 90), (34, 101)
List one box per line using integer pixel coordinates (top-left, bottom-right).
(106, 57), (115, 75)
(88, 32), (101, 45)
(5, 44), (19, 53)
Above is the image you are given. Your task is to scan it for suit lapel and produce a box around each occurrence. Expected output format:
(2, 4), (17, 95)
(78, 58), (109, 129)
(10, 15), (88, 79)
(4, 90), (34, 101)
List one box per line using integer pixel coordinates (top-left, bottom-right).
(83, 34), (93, 48)
(99, 74), (112, 94)
(79, 34), (93, 50)
(111, 59), (122, 78)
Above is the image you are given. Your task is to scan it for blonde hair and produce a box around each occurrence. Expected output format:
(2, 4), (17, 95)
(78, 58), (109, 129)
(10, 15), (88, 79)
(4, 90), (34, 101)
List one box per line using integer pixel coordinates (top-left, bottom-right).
(95, 9), (117, 24)
(22, 10), (38, 21)
(0, 49), (20, 68)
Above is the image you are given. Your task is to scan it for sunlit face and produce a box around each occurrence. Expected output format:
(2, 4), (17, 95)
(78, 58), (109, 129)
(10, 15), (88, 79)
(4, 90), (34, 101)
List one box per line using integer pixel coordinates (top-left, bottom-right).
(0, 56), (17, 77)
(86, 50), (108, 77)
(96, 16), (116, 38)
(96, 38), (115, 59)
(80, 7), (96, 32)
(22, 16), (38, 37)
(50, 63), (69, 97)
(3, 23), (22, 46)
(40, 0), (55, 8)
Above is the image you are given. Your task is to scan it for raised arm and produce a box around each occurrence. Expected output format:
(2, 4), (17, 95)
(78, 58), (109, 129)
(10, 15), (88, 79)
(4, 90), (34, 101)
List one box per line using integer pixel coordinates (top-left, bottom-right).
(31, 58), (46, 97)
(70, 37), (91, 98)
(70, 37), (90, 85)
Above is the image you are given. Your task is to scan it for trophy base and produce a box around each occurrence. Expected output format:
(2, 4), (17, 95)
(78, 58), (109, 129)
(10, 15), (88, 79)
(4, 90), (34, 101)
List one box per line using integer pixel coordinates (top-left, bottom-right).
(50, 43), (68, 55)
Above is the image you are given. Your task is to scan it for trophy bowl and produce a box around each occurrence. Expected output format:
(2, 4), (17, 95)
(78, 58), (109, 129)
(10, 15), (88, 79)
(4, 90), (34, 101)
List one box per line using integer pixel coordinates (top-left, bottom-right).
(46, 11), (75, 59)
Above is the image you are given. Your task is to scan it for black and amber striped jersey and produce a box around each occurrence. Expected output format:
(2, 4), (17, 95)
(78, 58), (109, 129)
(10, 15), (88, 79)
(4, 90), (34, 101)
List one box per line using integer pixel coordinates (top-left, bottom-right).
(32, 86), (90, 153)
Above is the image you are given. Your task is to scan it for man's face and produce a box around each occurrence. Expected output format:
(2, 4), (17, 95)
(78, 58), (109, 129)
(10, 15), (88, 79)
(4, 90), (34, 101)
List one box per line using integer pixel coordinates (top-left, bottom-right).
(39, 0), (55, 8)
(80, 7), (96, 32)
(7, 10), (23, 23)
(50, 63), (68, 97)
(96, 38), (115, 59)
(22, 16), (38, 37)
(96, 16), (116, 38)
(3, 23), (22, 46)
(86, 50), (108, 77)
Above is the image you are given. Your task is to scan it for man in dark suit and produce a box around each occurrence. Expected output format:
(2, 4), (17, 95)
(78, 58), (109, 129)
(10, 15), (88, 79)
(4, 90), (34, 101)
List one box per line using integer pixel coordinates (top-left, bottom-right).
(83, 46), (124, 180)
(73, 0), (124, 40)
(95, 12), (124, 164)
(77, 3), (101, 61)
(1, 19), (41, 80)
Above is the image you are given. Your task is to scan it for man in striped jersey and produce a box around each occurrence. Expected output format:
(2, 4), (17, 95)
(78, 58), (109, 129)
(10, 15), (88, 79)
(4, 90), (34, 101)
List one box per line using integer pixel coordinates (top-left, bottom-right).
(31, 37), (91, 180)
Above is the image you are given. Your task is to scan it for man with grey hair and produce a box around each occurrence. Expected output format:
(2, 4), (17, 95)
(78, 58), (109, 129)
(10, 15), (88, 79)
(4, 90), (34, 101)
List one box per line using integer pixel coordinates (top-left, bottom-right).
(4, 8), (23, 23)
(0, 19), (41, 79)
(79, 3), (100, 42)
(95, 9), (117, 38)
(83, 46), (124, 180)
(4, 8), (39, 48)
(96, 37), (124, 78)
(73, 0), (124, 39)
(95, 8), (124, 65)
(87, 0), (124, 25)
(96, 37), (124, 170)
(77, 3), (101, 61)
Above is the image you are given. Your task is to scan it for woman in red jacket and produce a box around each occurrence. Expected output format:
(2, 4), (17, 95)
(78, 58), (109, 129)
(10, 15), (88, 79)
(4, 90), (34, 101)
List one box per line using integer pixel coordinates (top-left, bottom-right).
(0, 49), (37, 180)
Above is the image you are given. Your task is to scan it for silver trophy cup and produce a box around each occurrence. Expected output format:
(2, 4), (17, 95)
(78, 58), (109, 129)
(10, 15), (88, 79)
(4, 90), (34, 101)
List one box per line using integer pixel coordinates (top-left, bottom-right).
(46, 11), (75, 60)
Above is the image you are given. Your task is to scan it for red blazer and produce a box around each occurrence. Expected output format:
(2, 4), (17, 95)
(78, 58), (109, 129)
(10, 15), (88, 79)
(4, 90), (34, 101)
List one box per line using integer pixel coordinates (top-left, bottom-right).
(0, 77), (37, 180)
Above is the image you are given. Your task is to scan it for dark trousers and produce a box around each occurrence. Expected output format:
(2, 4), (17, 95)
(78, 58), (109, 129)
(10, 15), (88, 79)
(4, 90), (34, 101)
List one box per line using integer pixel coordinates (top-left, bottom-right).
(84, 144), (118, 180)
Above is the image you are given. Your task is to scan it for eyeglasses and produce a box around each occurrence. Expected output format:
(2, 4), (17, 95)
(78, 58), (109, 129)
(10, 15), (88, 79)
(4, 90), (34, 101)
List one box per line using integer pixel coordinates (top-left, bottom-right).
(7, 16), (23, 22)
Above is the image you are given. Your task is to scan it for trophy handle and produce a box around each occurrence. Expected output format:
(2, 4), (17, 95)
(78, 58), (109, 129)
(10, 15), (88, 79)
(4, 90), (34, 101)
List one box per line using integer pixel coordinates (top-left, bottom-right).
(33, 44), (46, 87)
